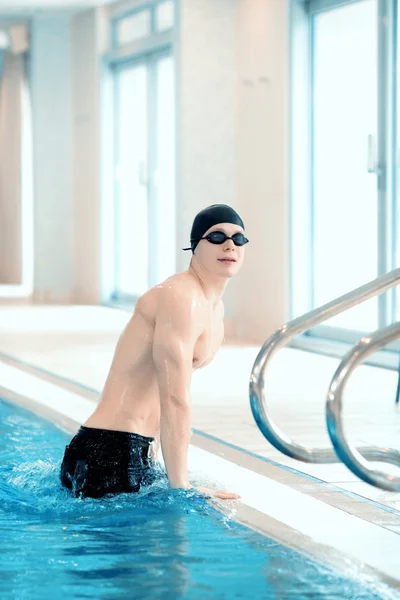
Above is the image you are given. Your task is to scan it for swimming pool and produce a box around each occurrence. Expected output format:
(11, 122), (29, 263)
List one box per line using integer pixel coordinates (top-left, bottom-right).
(0, 397), (396, 600)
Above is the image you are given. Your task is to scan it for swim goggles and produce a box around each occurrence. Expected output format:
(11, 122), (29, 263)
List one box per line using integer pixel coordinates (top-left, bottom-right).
(182, 231), (249, 251)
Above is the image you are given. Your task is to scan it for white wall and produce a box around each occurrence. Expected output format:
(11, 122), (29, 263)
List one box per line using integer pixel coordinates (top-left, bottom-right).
(30, 14), (73, 302)
(178, 0), (238, 319)
(28, 9), (106, 304)
(71, 8), (102, 304)
(234, 0), (290, 342)
(0, 52), (23, 284)
(179, 0), (290, 340)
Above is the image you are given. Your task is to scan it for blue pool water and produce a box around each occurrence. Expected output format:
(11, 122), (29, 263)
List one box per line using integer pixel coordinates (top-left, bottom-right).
(0, 398), (397, 600)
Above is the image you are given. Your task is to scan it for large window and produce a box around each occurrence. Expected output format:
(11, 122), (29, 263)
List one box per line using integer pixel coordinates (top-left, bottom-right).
(104, 1), (176, 304)
(313, 0), (379, 330)
(114, 61), (149, 297)
(291, 0), (398, 345)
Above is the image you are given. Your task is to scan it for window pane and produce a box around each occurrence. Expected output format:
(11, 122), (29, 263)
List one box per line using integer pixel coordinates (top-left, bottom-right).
(155, 55), (176, 281)
(115, 11), (151, 46)
(155, 1), (174, 31)
(115, 64), (149, 297)
(312, 0), (378, 330)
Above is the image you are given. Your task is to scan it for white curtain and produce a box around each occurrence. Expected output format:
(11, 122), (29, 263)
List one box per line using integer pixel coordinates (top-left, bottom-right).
(0, 50), (31, 285)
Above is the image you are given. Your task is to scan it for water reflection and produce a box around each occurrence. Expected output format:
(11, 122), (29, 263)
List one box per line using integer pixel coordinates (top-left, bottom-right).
(60, 496), (192, 599)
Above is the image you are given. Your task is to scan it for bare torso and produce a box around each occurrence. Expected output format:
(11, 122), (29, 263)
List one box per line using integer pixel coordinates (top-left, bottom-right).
(83, 271), (224, 437)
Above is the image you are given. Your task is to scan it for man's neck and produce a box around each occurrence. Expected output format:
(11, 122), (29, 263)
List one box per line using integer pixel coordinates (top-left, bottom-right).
(187, 262), (228, 307)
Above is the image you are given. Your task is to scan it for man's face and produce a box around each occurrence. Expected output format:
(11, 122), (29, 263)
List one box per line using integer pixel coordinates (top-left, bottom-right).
(194, 222), (247, 277)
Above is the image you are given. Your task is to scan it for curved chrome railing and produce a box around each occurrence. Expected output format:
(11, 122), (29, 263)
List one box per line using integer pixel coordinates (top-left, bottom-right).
(249, 268), (400, 468)
(326, 321), (400, 491)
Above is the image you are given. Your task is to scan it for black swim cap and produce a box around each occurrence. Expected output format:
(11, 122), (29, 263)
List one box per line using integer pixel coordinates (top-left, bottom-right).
(182, 204), (245, 253)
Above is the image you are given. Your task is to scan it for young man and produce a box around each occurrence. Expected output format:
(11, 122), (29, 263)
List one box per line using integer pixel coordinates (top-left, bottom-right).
(61, 204), (248, 500)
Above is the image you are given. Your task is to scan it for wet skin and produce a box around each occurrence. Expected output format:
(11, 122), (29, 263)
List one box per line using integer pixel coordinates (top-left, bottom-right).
(84, 223), (247, 499)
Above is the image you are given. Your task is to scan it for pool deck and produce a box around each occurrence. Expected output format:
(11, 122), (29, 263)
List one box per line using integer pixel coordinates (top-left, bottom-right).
(0, 305), (399, 594)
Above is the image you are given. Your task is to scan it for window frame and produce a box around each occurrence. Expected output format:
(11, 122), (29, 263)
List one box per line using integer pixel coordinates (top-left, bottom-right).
(111, 0), (175, 50)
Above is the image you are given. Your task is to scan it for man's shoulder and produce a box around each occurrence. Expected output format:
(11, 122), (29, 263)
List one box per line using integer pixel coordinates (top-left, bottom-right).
(153, 273), (200, 302)
(134, 273), (194, 307)
(144, 275), (203, 326)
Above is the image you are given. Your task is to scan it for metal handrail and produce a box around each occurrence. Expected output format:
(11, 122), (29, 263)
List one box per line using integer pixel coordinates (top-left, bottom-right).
(249, 267), (400, 466)
(326, 321), (400, 491)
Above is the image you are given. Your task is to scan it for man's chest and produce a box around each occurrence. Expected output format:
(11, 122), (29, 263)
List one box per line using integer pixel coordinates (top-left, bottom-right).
(193, 313), (225, 369)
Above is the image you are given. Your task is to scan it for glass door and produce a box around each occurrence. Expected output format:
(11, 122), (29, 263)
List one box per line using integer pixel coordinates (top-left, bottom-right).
(114, 61), (149, 298)
(311, 0), (380, 332)
(153, 54), (176, 285)
(112, 50), (175, 302)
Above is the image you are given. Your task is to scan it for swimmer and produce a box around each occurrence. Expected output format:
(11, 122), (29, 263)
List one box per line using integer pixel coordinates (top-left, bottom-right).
(60, 204), (248, 500)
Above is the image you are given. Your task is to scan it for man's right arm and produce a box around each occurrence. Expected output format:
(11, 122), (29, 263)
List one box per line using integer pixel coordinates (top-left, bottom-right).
(152, 286), (200, 489)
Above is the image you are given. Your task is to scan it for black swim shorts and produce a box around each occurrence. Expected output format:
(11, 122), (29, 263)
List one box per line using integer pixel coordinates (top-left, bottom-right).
(60, 425), (158, 499)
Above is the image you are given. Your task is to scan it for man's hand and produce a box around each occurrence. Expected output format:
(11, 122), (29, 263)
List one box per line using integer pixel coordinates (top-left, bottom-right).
(195, 485), (241, 500)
